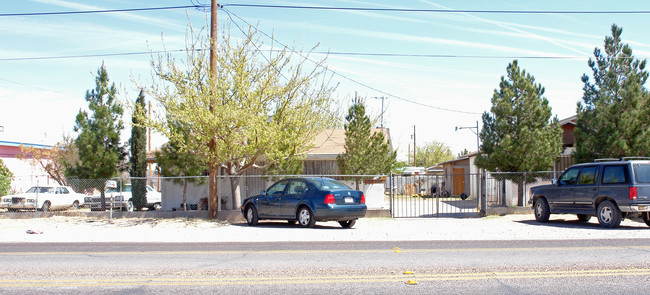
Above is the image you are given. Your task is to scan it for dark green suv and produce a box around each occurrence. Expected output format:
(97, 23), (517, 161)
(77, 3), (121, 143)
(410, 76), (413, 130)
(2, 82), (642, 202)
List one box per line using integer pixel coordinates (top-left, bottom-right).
(530, 157), (650, 228)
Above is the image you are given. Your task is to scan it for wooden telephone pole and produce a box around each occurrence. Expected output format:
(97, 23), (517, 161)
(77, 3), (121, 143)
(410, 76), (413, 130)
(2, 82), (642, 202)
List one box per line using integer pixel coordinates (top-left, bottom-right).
(208, 0), (219, 219)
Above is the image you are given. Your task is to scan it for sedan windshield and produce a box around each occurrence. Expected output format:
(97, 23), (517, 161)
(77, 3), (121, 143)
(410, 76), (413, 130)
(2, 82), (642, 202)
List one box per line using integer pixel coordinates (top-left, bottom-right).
(634, 164), (650, 183)
(310, 178), (352, 190)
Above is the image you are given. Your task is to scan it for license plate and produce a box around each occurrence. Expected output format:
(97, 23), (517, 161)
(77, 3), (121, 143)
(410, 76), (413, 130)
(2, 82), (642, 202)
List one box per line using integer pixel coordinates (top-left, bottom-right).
(344, 197), (353, 204)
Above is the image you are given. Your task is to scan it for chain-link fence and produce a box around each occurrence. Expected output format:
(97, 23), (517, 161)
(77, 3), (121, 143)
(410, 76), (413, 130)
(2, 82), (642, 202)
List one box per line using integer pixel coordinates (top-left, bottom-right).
(2, 171), (562, 217)
(485, 171), (561, 207)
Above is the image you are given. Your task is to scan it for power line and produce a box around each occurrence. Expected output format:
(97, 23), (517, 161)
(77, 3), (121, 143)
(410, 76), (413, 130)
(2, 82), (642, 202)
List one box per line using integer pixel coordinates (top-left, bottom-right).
(0, 5), (206, 17)
(0, 49), (597, 62)
(4, 3), (649, 18)
(0, 50), (192, 62)
(221, 3), (650, 14)
(222, 7), (481, 115)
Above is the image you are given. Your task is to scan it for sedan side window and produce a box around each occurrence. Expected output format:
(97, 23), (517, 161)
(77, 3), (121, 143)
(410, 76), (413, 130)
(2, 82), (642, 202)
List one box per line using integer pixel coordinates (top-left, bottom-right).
(559, 167), (580, 185)
(267, 181), (288, 196)
(578, 166), (598, 185)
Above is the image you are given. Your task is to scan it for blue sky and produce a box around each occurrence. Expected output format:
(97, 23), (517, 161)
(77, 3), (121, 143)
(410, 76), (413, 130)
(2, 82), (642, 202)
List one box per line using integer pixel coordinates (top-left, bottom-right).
(1, 0), (649, 162)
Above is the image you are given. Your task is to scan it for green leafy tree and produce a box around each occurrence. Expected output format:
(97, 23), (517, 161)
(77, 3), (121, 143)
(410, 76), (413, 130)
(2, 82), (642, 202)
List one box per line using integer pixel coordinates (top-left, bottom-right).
(0, 159), (13, 196)
(337, 96), (397, 188)
(457, 149), (470, 158)
(575, 24), (650, 162)
(69, 64), (125, 209)
(476, 60), (562, 206)
(130, 90), (148, 210)
(409, 141), (455, 167)
(139, 27), (336, 214)
(155, 121), (206, 211)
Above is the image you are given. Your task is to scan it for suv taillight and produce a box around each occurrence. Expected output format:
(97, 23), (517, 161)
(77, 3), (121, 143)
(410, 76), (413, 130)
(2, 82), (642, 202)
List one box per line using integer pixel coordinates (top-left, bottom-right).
(630, 187), (638, 200)
(361, 193), (365, 204)
(324, 194), (335, 204)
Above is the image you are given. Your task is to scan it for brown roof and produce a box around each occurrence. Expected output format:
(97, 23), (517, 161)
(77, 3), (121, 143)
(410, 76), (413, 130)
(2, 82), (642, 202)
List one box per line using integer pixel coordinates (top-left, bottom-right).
(305, 128), (392, 160)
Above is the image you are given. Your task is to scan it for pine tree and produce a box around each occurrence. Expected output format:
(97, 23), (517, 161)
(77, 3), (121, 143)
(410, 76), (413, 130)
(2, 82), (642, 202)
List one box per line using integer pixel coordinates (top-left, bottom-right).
(130, 90), (148, 210)
(476, 60), (562, 205)
(337, 95), (397, 188)
(69, 64), (125, 209)
(575, 24), (650, 162)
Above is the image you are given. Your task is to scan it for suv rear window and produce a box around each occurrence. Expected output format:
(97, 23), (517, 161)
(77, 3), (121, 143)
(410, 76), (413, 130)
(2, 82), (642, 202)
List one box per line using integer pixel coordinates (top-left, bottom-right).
(602, 165), (628, 184)
(634, 164), (650, 183)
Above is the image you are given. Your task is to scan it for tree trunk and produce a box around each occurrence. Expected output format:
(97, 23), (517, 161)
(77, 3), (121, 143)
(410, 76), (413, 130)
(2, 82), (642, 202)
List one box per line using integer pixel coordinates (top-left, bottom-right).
(208, 161), (219, 219)
(517, 179), (524, 207)
(182, 179), (188, 211)
(229, 176), (241, 210)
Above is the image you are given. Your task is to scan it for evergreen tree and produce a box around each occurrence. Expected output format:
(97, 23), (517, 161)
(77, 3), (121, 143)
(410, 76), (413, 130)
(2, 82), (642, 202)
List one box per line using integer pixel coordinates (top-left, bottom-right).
(0, 159), (13, 196)
(476, 60), (562, 205)
(337, 95), (397, 188)
(69, 64), (125, 209)
(575, 24), (650, 162)
(130, 90), (148, 210)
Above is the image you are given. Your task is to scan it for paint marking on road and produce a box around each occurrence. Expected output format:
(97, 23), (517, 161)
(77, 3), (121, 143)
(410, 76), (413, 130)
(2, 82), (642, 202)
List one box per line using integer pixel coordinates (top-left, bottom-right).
(1, 245), (649, 256)
(0, 268), (649, 287)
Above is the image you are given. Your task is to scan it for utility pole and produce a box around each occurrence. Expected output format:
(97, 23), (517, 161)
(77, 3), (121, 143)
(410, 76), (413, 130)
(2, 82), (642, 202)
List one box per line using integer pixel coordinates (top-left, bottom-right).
(373, 96), (386, 128)
(413, 125), (416, 167)
(208, 0), (219, 219)
(210, 0), (218, 75)
(148, 101), (152, 187)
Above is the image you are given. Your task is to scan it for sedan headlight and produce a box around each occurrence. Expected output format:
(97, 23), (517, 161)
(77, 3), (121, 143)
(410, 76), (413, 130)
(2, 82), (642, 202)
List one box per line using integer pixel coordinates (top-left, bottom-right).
(26, 199), (35, 203)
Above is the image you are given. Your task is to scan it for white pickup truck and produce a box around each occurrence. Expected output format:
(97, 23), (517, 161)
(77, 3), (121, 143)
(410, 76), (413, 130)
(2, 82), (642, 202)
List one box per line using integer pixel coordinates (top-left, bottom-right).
(85, 184), (161, 212)
(0, 186), (84, 211)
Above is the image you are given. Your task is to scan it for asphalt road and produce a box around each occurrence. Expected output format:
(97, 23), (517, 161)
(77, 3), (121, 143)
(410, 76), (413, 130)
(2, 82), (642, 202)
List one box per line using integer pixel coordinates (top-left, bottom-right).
(2, 239), (650, 294)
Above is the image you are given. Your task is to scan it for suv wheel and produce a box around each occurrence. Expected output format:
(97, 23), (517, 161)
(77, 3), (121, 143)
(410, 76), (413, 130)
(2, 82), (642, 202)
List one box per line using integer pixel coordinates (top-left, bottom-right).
(597, 200), (621, 228)
(534, 198), (550, 223)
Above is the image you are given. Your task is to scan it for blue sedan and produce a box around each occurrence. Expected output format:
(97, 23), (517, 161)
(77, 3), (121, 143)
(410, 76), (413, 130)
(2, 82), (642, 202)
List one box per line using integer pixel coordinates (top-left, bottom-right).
(240, 177), (367, 228)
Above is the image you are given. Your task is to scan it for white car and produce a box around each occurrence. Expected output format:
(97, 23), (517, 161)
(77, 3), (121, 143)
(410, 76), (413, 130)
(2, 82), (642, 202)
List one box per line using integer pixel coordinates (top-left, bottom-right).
(85, 184), (161, 211)
(0, 186), (84, 212)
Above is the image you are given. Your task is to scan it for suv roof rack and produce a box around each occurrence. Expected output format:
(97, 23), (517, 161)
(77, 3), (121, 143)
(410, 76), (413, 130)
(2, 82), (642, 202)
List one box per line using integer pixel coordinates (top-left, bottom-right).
(621, 157), (650, 161)
(592, 157), (650, 162)
(593, 158), (618, 162)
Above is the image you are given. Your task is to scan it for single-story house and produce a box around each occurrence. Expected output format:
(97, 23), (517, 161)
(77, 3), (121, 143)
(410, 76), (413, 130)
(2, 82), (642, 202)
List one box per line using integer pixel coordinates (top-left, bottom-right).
(438, 152), (480, 197)
(0, 141), (54, 192)
(304, 128), (393, 175)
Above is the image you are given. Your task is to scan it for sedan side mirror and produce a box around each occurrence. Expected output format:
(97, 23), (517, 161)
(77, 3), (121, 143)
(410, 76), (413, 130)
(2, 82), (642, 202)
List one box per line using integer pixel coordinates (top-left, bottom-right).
(261, 190), (266, 195)
(552, 179), (558, 186)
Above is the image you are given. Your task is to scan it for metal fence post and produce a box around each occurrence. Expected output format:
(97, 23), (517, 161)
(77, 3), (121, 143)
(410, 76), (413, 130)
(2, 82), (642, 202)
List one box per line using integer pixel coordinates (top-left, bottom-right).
(389, 172), (393, 217)
(480, 170), (487, 217)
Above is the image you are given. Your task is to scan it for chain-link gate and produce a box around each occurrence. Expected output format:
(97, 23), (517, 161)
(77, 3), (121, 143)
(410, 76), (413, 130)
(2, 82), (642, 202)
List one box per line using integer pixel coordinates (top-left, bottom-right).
(389, 174), (480, 218)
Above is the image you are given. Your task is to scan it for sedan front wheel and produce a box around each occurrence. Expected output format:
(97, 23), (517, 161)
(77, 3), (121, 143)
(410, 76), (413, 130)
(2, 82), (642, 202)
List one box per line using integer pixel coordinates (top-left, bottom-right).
(246, 206), (259, 226)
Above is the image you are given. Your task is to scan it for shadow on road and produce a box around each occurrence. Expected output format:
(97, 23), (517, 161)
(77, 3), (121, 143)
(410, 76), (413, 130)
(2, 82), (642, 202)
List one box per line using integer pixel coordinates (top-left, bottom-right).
(231, 221), (353, 230)
(514, 217), (648, 230)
